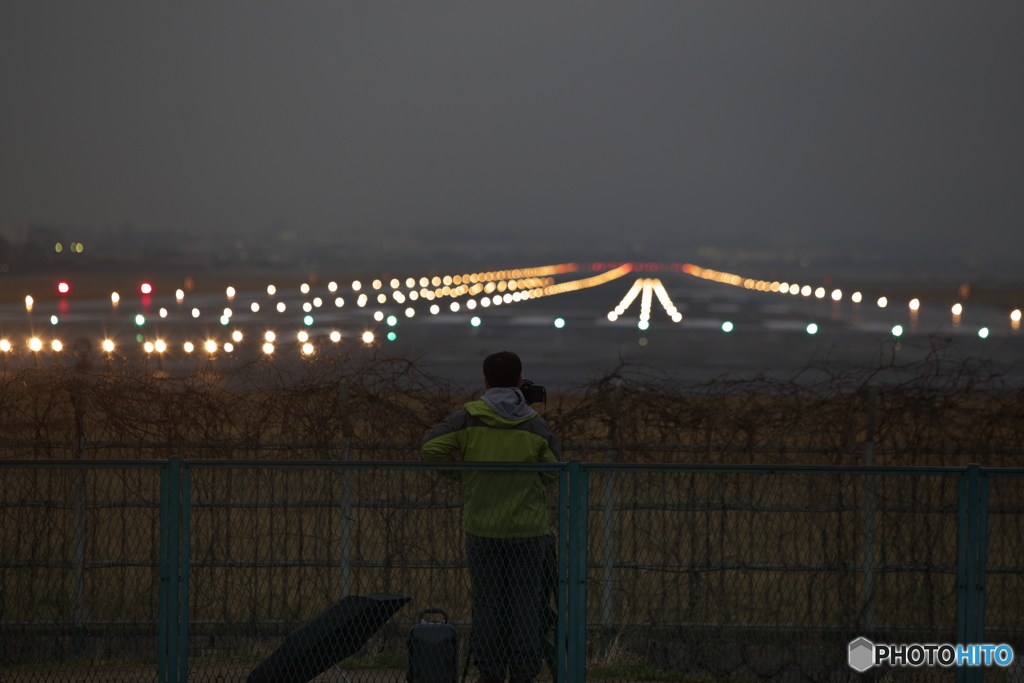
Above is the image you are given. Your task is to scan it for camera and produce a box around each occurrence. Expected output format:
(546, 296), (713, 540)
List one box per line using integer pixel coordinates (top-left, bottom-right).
(520, 378), (546, 405)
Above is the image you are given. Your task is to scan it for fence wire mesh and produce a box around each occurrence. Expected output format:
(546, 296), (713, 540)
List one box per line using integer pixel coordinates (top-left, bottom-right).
(582, 468), (963, 683)
(981, 474), (1024, 665)
(185, 463), (564, 683)
(0, 463), (163, 682)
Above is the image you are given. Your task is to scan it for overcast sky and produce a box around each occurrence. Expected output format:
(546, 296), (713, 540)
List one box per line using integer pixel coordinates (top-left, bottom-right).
(2, 2), (1022, 255)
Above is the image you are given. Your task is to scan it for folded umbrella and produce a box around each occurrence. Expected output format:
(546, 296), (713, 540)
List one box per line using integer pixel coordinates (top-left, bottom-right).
(248, 593), (412, 683)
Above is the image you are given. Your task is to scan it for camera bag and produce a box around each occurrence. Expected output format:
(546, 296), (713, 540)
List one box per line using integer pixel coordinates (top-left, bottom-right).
(406, 609), (458, 683)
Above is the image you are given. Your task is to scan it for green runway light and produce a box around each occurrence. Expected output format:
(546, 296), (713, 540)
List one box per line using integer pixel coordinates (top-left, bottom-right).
(50, 315), (59, 325)
(386, 315), (398, 326)
(638, 320), (649, 331)
(722, 321), (733, 333)
(892, 325), (903, 337)
(806, 323), (818, 335)
(304, 315), (314, 326)
(554, 318), (565, 329)
(135, 314), (145, 326)
(387, 331), (397, 341)
(471, 316), (481, 327)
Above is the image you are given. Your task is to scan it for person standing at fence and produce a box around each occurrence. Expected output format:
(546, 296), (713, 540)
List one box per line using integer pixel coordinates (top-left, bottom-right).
(422, 350), (561, 683)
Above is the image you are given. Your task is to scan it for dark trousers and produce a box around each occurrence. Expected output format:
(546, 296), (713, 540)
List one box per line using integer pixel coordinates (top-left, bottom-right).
(466, 534), (552, 682)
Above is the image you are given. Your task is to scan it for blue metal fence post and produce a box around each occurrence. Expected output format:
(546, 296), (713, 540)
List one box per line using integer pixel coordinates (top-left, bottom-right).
(566, 461), (589, 683)
(158, 461), (171, 683)
(956, 464), (988, 683)
(178, 461), (191, 682)
(557, 467), (569, 683)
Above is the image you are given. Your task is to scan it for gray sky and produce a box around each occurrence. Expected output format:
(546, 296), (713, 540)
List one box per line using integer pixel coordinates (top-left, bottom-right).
(2, 2), (1022, 254)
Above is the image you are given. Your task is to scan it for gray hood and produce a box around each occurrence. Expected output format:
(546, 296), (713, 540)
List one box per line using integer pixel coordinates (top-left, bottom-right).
(481, 387), (536, 422)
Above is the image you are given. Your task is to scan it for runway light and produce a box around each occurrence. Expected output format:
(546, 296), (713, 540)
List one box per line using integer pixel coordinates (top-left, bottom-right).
(722, 321), (734, 333)
(226, 286), (236, 298)
(801, 286), (812, 297)
(554, 318), (565, 329)
(29, 338), (42, 352)
(471, 316), (481, 327)
(430, 305), (440, 315)
(155, 339), (166, 353)
(806, 323), (818, 335)
(135, 314), (145, 326)
(892, 325), (904, 337)
(372, 280), (382, 290)
(140, 283), (153, 295)
(101, 339), (114, 353)
(192, 308), (200, 318)
(952, 303), (963, 315)
(352, 280), (362, 291)
(219, 316), (230, 326)
(814, 287), (826, 299)
(303, 302), (313, 313)
(831, 289), (842, 302)
(300, 283), (310, 294)
(405, 307), (415, 318)
(909, 298), (921, 311)
(58, 281), (70, 294)
(374, 311), (384, 321)
(232, 330), (243, 342)
(450, 302), (461, 312)
(297, 330), (309, 343)
(328, 281), (338, 293)
(265, 331), (276, 342)
(1011, 309), (1022, 322)
(304, 315), (314, 326)
(638, 320), (649, 331)
(204, 340), (217, 353)
(877, 297), (888, 308)
(0, 340), (10, 352)
(50, 315), (58, 325)
(144, 341), (154, 353)
(159, 308), (168, 318)
(852, 292), (863, 304)
(387, 331), (397, 341)
(301, 342), (314, 355)
(110, 292), (119, 304)
(262, 342), (274, 354)
(223, 342), (234, 353)
(183, 342), (195, 353)
(251, 302), (260, 312)
(267, 284), (276, 296)
(329, 331), (341, 342)
(607, 312), (618, 321)
(313, 297), (322, 308)
(386, 315), (398, 326)
(979, 327), (990, 339)
(276, 302), (286, 313)
(51, 340), (62, 352)
(362, 331), (374, 344)
(176, 289), (185, 301)
(335, 297), (344, 307)
(223, 307), (232, 318)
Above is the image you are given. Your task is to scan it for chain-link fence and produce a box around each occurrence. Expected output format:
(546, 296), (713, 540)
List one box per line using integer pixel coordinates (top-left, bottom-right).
(2, 459), (1020, 683)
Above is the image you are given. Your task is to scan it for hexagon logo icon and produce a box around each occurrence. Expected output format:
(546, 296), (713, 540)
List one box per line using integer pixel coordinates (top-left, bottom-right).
(849, 637), (875, 672)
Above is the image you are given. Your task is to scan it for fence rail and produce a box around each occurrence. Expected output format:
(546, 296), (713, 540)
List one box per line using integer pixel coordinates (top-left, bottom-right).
(1, 459), (1021, 683)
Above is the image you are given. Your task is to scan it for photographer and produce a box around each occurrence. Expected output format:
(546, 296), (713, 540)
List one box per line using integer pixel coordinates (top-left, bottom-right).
(422, 351), (561, 683)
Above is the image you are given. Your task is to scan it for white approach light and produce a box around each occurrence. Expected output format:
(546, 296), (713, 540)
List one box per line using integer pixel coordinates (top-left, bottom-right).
(852, 292), (863, 303)
(155, 340), (167, 353)
(175, 289), (185, 301)
(226, 286), (236, 298)
(251, 302), (260, 312)
(814, 287), (826, 299)
(300, 283), (310, 294)
(183, 342), (195, 353)
(276, 302), (286, 313)
(374, 311), (384, 321)
(330, 331), (341, 342)
(362, 331), (374, 343)
(231, 330), (243, 342)
(952, 303), (963, 315)
(265, 331), (276, 342)
(51, 340), (63, 352)
(297, 330), (309, 342)
(909, 299), (921, 311)
(405, 307), (415, 318)
(335, 297), (344, 307)
(328, 281), (338, 293)
(877, 297), (888, 308)
(267, 284), (277, 295)
(101, 340), (115, 353)
(159, 308), (168, 318)
(831, 290), (842, 302)
(192, 308), (201, 318)
(262, 342), (274, 354)
(110, 292), (119, 304)
(204, 340), (217, 353)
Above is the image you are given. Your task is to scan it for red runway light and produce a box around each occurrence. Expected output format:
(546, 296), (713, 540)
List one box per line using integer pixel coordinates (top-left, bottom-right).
(57, 281), (70, 294)
(140, 283), (153, 295)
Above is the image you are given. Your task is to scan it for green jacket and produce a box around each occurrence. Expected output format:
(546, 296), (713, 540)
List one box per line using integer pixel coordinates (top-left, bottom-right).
(422, 396), (561, 538)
